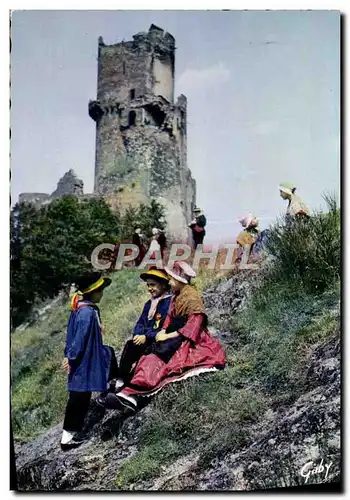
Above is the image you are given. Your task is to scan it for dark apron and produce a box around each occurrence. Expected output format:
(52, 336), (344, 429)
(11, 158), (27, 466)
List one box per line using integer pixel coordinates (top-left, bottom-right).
(145, 316), (188, 364)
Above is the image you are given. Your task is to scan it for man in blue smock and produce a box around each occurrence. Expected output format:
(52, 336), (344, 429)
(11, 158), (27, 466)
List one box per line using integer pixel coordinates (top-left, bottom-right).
(61, 272), (117, 451)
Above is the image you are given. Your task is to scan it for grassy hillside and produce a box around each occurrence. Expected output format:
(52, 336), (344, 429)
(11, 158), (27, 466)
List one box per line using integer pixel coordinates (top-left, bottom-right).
(11, 267), (219, 441)
(11, 269), (147, 440)
(114, 280), (340, 488)
(11, 198), (341, 489)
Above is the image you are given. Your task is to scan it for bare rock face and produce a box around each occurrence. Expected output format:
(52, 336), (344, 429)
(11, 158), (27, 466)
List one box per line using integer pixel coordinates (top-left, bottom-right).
(193, 335), (341, 491)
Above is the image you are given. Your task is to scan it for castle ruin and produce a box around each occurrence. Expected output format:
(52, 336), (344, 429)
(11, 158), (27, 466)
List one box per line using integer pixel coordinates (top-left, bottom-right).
(20, 25), (196, 242)
(89, 24), (196, 241)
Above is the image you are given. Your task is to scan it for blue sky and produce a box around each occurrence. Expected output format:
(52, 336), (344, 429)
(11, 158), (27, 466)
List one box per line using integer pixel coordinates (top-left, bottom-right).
(11, 10), (340, 242)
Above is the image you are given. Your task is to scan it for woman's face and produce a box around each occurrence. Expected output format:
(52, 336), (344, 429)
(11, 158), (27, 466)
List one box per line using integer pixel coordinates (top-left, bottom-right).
(169, 278), (183, 293)
(280, 190), (290, 200)
(145, 279), (168, 298)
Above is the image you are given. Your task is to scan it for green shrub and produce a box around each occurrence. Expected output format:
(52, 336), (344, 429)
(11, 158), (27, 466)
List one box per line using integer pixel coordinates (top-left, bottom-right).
(264, 193), (340, 294)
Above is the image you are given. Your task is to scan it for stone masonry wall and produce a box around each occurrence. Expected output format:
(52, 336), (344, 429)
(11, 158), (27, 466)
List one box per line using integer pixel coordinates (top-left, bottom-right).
(90, 25), (196, 243)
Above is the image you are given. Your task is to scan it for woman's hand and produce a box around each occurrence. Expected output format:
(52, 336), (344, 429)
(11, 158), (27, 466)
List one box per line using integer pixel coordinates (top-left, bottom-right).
(62, 358), (71, 374)
(155, 330), (168, 342)
(133, 335), (147, 345)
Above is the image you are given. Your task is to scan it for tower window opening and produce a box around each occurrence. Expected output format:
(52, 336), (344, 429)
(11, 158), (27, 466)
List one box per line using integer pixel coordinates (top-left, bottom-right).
(128, 111), (136, 126)
(123, 62), (126, 74)
(130, 89), (135, 100)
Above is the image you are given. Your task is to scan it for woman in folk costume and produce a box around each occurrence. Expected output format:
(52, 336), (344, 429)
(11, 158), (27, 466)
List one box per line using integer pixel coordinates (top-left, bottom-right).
(108, 262), (226, 413)
(149, 228), (161, 260)
(236, 213), (260, 262)
(279, 182), (310, 220)
(97, 267), (172, 407)
(61, 272), (118, 451)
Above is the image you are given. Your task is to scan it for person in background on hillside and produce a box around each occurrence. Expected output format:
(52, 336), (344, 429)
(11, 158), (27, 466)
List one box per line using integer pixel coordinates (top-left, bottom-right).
(132, 227), (146, 267)
(97, 267), (172, 408)
(106, 262), (226, 413)
(157, 229), (167, 261)
(189, 207), (207, 249)
(236, 213), (260, 263)
(236, 214), (270, 262)
(149, 228), (162, 260)
(279, 182), (310, 221)
(61, 272), (118, 451)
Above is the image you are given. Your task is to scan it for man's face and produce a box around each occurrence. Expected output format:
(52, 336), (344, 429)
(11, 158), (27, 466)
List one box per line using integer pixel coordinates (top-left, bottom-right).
(145, 279), (168, 298)
(91, 289), (104, 303)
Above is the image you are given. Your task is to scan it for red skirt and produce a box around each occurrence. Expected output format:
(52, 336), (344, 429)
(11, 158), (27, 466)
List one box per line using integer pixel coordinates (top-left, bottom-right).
(120, 315), (226, 398)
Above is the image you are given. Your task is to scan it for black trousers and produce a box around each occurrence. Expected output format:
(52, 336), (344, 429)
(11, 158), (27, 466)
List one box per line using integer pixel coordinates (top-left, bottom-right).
(63, 345), (118, 433)
(119, 335), (184, 376)
(193, 232), (205, 249)
(63, 391), (92, 432)
(119, 339), (151, 381)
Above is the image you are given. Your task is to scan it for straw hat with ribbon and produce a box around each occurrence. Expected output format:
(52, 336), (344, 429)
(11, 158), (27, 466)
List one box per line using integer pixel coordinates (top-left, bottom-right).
(140, 266), (170, 284)
(71, 272), (111, 311)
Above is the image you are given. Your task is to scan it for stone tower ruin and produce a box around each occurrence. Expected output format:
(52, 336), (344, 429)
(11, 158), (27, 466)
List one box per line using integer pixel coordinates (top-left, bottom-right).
(89, 24), (196, 242)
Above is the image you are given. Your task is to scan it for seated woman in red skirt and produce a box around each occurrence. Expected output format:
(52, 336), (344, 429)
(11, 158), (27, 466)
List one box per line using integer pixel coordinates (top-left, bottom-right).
(107, 261), (226, 412)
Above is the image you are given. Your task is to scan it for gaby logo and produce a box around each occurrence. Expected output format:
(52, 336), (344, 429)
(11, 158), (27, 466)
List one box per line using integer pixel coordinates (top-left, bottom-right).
(300, 459), (333, 484)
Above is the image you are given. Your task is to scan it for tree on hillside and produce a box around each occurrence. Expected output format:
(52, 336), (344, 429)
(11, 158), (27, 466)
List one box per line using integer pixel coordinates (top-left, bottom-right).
(10, 196), (120, 329)
(10, 196), (167, 329)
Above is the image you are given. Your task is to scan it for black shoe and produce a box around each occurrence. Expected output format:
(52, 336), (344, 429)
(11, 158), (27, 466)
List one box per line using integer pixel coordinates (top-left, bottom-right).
(98, 381), (117, 400)
(105, 393), (137, 413)
(60, 434), (87, 452)
(95, 394), (109, 407)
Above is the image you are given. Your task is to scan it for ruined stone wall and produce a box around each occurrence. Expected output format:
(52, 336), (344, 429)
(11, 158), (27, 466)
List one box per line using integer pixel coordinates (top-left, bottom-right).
(51, 169), (84, 198)
(18, 193), (51, 209)
(97, 41), (152, 104)
(18, 171), (85, 209)
(152, 57), (174, 103)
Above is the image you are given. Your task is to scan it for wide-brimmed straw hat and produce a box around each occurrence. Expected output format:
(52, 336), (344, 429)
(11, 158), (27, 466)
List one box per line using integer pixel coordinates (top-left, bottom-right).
(140, 266), (170, 283)
(164, 261), (196, 284)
